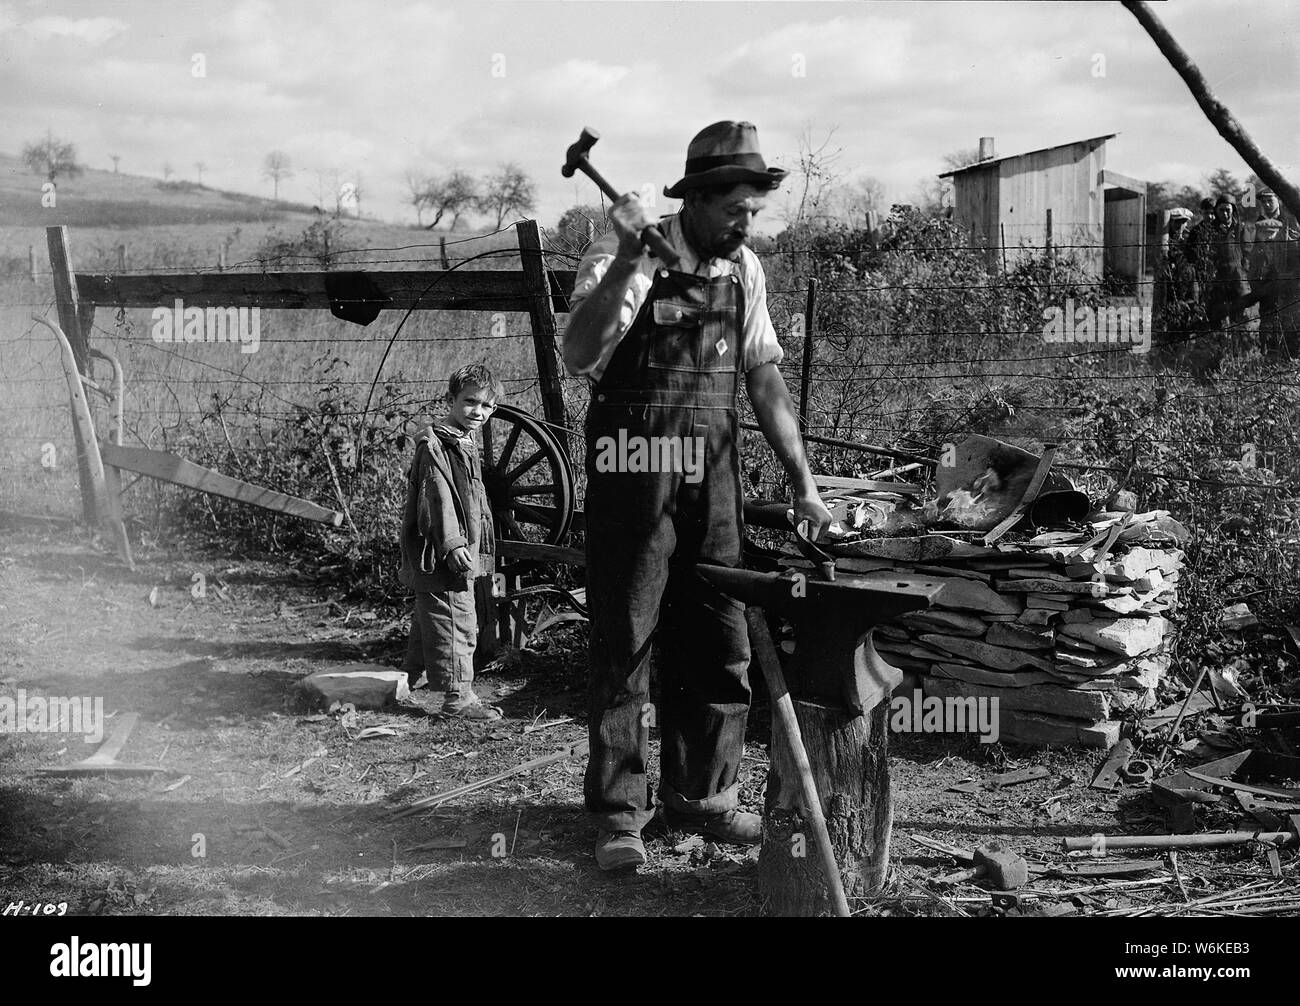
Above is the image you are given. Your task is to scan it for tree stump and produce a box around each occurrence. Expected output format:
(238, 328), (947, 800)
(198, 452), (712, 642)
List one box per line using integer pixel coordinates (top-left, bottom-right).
(757, 697), (892, 916)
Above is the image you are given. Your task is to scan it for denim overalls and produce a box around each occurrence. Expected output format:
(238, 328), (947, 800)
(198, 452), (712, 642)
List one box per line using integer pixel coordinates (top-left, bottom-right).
(583, 261), (753, 832)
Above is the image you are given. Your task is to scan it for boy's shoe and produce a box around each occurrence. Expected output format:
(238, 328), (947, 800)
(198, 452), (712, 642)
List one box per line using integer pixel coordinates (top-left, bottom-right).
(594, 830), (647, 871)
(665, 809), (762, 846)
(441, 690), (503, 721)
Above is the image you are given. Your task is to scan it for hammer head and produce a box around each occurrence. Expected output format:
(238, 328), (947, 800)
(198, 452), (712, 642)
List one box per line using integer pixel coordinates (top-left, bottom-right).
(562, 127), (601, 177)
(973, 842), (1028, 890)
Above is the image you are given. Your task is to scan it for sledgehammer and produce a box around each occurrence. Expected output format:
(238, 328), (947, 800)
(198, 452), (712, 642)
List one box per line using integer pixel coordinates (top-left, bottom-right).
(936, 842), (1030, 890)
(562, 127), (681, 267)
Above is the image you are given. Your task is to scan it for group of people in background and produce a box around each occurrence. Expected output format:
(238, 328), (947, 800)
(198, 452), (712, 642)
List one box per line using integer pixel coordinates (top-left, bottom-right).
(1159, 186), (1299, 358)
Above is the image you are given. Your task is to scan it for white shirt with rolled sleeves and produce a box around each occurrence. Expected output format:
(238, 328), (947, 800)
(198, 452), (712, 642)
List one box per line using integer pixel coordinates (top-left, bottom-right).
(564, 211), (784, 381)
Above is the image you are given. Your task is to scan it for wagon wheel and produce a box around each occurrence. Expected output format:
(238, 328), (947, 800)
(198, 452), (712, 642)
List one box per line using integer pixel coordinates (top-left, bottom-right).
(482, 403), (575, 545)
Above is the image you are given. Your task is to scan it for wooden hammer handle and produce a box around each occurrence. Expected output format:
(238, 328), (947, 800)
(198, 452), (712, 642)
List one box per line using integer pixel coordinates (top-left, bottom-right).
(746, 607), (852, 918)
(573, 158), (681, 268)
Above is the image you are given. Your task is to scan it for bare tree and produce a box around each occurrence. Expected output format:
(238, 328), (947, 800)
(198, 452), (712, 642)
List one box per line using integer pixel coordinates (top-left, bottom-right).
(477, 163), (536, 229)
(405, 169), (431, 225)
(162, 162), (174, 182)
(109, 154), (120, 174)
(195, 161), (207, 185)
(942, 148), (981, 172)
(909, 148), (980, 216)
(782, 124), (843, 227)
(419, 169), (481, 230)
(21, 130), (82, 187)
(825, 175), (887, 227)
(263, 150), (293, 200)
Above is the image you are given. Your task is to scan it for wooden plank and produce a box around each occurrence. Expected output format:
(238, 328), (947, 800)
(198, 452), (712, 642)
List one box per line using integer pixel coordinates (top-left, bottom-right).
(75, 269), (578, 314)
(100, 443), (343, 526)
(812, 474), (921, 494)
(496, 539), (586, 566)
(1099, 169), (1148, 193)
(515, 221), (568, 450)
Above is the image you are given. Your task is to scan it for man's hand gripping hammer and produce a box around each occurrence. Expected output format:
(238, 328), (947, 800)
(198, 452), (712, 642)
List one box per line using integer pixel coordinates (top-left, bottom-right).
(562, 127), (681, 268)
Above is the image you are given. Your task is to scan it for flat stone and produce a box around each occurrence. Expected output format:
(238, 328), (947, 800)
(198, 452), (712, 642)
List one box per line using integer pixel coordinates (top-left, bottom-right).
(1060, 608), (1094, 624)
(929, 662), (1065, 689)
(300, 665), (410, 710)
(987, 622), (1055, 651)
(996, 708), (1121, 748)
(919, 634), (1054, 672)
(999, 579), (1108, 595)
(1060, 616), (1168, 657)
(924, 675), (1111, 720)
(933, 578), (1023, 615)
(897, 610), (988, 637)
(1017, 608), (1056, 626)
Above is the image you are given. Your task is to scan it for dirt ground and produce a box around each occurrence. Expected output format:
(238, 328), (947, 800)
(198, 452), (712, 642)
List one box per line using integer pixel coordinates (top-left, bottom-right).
(0, 520), (1294, 917)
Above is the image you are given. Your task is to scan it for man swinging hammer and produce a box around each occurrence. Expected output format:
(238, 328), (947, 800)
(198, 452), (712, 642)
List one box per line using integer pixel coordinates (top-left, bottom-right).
(562, 121), (832, 870)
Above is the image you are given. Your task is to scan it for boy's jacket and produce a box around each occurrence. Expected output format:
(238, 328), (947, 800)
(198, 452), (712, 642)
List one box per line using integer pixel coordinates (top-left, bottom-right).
(398, 423), (495, 592)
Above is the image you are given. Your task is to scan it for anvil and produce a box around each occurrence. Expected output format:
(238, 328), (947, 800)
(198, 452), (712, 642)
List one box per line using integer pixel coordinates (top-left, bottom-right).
(695, 563), (943, 714)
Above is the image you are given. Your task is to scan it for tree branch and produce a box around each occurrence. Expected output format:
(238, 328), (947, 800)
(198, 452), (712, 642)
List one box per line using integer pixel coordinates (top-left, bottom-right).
(1122, 0), (1299, 221)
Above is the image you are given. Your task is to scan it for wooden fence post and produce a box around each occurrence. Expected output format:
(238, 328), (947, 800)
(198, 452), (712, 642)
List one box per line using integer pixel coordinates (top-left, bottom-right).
(29, 245), (38, 283)
(515, 219), (568, 451)
(1045, 208), (1054, 295)
(116, 244), (126, 272)
(47, 225), (99, 523)
(798, 278), (818, 431)
(439, 235), (450, 270)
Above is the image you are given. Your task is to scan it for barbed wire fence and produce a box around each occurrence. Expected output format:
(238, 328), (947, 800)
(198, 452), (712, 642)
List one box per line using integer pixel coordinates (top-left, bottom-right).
(2, 217), (1298, 619)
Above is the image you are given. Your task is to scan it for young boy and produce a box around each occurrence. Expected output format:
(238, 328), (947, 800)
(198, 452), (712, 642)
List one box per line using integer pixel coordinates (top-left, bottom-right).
(398, 364), (504, 720)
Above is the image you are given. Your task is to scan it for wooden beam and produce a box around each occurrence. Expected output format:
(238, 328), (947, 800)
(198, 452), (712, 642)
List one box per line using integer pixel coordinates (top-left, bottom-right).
(1099, 169), (1148, 193)
(75, 269), (577, 314)
(515, 220), (569, 450)
(496, 539), (586, 566)
(47, 226), (98, 522)
(100, 443), (344, 526)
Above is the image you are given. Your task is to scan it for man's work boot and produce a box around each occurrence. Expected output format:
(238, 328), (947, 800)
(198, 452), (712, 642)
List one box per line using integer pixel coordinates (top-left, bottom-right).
(668, 809), (762, 846)
(594, 831), (647, 871)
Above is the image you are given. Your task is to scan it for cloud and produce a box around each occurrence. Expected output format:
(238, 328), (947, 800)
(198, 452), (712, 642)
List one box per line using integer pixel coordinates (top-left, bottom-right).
(23, 16), (127, 46)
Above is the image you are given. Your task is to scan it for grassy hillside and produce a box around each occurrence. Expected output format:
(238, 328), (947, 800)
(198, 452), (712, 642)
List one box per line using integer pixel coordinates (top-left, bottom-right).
(0, 152), (525, 276)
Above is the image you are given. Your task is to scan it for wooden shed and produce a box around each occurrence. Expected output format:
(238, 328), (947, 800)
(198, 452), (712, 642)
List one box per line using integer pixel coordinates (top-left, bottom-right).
(940, 134), (1148, 293)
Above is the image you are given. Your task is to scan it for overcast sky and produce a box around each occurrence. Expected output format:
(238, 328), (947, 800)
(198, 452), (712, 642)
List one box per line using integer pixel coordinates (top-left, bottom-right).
(2, 0), (1295, 230)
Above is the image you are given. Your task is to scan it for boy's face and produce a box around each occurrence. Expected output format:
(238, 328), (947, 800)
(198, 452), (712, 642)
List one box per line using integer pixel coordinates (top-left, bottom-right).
(443, 382), (496, 434)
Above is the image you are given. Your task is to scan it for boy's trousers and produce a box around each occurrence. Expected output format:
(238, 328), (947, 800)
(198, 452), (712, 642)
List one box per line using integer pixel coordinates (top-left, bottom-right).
(402, 584), (479, 692)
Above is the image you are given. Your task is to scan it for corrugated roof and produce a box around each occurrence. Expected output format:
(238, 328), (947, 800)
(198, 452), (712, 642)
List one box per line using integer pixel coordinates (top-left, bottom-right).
(938, 133), (1118, 178)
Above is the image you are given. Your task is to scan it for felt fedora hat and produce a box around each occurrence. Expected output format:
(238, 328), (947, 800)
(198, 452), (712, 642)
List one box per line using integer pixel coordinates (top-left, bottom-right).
(663, 121), (788, 199)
